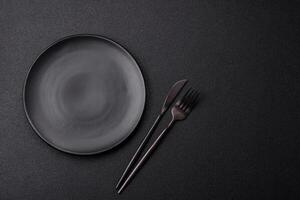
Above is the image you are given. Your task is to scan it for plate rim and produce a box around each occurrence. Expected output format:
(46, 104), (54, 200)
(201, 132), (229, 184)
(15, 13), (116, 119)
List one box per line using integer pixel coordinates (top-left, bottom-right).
(23, 34), (146, 155)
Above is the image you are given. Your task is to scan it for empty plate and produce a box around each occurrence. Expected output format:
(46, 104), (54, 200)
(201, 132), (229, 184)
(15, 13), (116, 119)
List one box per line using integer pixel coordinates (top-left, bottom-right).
(23, 35), (146, 155)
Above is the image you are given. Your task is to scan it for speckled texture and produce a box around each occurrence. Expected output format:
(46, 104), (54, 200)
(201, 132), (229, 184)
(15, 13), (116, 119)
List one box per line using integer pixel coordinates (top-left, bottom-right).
(0, 1), (299, 200)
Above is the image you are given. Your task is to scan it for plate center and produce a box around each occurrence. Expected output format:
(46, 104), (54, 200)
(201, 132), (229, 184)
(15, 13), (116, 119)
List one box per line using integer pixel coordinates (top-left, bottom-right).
(61, 73), (108, 121)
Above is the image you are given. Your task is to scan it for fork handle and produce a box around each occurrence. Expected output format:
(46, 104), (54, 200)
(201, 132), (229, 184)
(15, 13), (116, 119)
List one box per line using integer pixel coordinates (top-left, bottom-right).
(117, 119), (175, 194)
(116, 114), (163, 189)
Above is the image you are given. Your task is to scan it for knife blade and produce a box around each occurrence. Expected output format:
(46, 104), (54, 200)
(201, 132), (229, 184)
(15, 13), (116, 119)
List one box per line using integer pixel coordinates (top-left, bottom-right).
(161, 79), (188, 113)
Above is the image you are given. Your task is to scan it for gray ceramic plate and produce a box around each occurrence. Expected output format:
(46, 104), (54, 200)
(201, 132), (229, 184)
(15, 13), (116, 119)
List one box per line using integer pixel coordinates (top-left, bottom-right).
(23, 35), (146, 155)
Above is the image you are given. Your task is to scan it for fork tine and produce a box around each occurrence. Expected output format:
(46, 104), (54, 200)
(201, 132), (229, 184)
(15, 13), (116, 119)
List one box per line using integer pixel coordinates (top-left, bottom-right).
(189, 91), (200, 109)
(182, 89), (192, 101)
(180, 88), (192, 108)
(185, 90), (200, 112)
(182, 89), (194, 110)
(182, 90), (195, 110)
(183, 90), (197, 111)
(178, 88), (199, 111)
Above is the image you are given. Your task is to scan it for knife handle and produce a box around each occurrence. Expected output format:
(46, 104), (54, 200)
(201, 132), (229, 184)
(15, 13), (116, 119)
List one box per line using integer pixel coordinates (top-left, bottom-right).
(117, 119), (175, 194)
(116, 113), (163, 189)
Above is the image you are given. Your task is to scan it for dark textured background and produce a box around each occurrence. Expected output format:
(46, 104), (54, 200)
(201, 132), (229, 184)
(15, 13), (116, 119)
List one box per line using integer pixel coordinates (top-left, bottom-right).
(0, 1), (299, 200)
